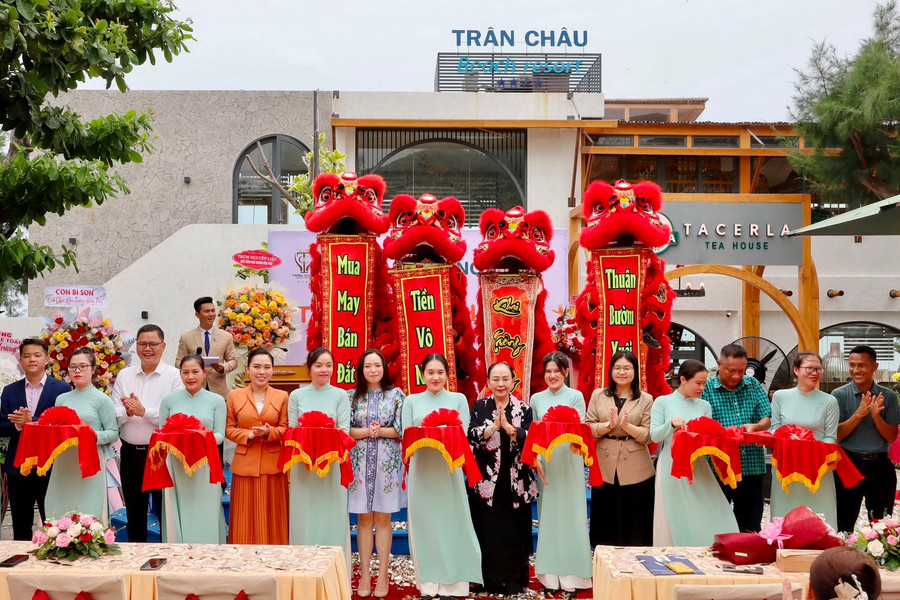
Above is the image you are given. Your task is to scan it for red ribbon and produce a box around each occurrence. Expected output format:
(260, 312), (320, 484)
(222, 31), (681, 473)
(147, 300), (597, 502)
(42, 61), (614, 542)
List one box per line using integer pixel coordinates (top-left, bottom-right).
(37, 406), (81, 426)
(142, 418), (225, 490)
(279, 426), (355, 487)
(420, 408), (462, 427)
(522, 420), (603, 486)
(297, 410), (335, 428)
(670, 417), (744, 488)
(541, 405), (581, 423)
(14, 421), (100, 478)
(185, 593), (248, 600)
(401, 424), (482, 488)
(743, 426), (863, 492)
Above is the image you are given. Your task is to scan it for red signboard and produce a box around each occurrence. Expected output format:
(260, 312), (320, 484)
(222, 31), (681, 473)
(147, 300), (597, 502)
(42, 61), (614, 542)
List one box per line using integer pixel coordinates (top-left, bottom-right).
(320, 236), (377, 389)
(232, 250), (282, 270)
(591, 247), (650, 391)
(391, 265), (457, 396)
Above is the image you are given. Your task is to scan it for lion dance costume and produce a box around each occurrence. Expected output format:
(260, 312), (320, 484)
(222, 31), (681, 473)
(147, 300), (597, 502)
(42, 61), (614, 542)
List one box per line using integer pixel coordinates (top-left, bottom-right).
(305, 172), (392, 389)
(382, 193), (480, 401)
(575, 179), (675, 400)
(474, 206), (556, 400)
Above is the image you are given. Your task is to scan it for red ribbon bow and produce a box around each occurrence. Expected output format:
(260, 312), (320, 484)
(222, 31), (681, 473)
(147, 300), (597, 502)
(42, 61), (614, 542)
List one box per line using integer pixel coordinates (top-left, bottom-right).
(297, 410), (335, 428)
(670, 417), (744, 488)
(37, 406), (81, 426)
(774, 424), (816, 441)
(161, 413), (204, 432)
(420, 408), (462, 427)
(541, 405), (581, 423)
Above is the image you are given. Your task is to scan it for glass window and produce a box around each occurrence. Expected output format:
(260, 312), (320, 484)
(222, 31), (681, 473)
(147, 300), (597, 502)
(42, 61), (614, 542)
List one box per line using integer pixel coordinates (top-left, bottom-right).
(374, 141), (524, 226)
(750, 157), (804, 194)
(588, 135), (633, 147)
(786, 322), (900, 393)
(604, 107), (626, 120)
(692, 136), (739, 148)
(750, 135), (800, 148)
(625, 156), (658, 183)
(663, 157), (698, 193)
(233, 135), (309, 224)
(700, 157), (737, 193)
(638, 135), (686, 148)
(585, 155), (623, 184)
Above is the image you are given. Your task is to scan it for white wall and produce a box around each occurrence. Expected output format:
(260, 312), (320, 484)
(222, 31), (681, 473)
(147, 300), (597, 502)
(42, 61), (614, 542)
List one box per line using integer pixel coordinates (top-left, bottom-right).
(335, 91), (604, 120)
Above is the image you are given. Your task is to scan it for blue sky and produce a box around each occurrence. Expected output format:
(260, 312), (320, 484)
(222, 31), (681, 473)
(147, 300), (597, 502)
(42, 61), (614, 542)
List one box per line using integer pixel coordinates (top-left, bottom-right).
(87, 0), (877, 122)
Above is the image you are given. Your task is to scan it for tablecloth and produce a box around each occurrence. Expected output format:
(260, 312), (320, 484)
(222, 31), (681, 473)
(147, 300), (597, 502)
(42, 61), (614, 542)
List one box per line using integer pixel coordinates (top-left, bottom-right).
(0, 541), (350, 600)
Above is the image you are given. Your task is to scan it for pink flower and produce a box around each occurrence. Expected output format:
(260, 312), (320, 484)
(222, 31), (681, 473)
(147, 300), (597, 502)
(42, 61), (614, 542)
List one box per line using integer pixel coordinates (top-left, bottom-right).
(886, 518), (900, 528)
(56, 517), (73, 531)
(888, 535), (899, 546)
(32, 531), (48, 545)
(849, 533), (859, 544)
(55, 533), (71, 548)
(103, 528), (116, 544)
(865, 529), (879, 540)
(79, 515), (95, 527)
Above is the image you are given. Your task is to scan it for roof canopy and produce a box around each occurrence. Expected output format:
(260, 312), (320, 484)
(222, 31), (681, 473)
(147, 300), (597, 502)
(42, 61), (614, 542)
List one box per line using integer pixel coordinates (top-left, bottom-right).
(788, 195), (900, 236)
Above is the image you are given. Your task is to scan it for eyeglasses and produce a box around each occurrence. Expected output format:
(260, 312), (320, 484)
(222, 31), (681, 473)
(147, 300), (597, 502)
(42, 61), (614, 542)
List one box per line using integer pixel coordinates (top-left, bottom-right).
(801, 366), (825, 375)
(68, 364), (92, 372)
(136, 342), (162, 350)
(613, 366), (634, 373)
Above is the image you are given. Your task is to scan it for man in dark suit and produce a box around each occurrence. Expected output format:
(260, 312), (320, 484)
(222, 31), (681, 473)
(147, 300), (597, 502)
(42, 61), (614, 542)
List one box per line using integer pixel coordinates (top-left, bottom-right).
(0, 339), (71, 540)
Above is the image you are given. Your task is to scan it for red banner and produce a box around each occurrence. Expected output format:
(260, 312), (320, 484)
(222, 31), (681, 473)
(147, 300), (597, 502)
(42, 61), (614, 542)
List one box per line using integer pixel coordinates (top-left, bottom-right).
(391, 265), (457, 395)
(320, 235), (377, 389)
(479, 274), (541, 399)
(590, 247), (650, 390)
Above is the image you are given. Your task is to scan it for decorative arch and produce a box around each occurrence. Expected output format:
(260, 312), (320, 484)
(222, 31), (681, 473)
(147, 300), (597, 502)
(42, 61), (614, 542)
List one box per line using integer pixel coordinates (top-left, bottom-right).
(665, 264), (819, 352)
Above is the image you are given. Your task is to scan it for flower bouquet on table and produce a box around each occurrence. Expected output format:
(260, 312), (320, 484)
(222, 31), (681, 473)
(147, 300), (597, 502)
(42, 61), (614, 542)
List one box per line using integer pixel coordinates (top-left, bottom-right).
(40, 309), (132, 394)
(849, 517), (900, 570)
(31, 512), (119, 561)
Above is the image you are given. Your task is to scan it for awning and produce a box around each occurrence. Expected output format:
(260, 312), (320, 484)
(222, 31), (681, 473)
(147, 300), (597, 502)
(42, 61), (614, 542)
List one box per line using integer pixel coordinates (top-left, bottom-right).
(788, 194), (900, 236)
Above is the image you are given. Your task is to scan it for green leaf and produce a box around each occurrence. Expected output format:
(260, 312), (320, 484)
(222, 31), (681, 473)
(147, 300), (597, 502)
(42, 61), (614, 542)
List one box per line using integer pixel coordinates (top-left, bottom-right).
(15, 0), (34, 21)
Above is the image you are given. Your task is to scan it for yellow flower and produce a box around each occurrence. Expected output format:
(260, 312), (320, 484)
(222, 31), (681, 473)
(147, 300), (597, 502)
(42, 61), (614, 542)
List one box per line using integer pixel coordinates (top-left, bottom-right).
(239, 295), (248, 302)
(58, 341), (68, 349)
(268, 301), (278, 310)
(254, 319), (266, 330)
(103, 319), (110, 326)
(250, 306), (260, 315)
(893, 373), (900, 383)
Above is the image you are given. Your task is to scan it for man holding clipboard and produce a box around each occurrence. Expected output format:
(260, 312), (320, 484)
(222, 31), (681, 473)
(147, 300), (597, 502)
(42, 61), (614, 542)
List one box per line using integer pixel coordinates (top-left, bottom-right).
(175, 296), (238, 400)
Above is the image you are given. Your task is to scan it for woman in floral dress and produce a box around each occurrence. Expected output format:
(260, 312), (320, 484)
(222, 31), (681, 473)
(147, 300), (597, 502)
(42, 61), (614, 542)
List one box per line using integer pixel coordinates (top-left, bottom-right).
(467, 362), (537, 596)
(348, 349), (405, 598)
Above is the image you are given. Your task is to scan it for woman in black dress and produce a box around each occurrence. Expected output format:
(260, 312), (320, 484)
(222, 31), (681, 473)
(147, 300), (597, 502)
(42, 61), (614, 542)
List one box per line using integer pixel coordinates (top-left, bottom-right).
(467, 362), (537, 595)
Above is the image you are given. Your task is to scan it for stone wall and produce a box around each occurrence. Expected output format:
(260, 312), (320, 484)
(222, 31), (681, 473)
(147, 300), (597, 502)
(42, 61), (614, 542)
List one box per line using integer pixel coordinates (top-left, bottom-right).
(27, 90), (331, 314)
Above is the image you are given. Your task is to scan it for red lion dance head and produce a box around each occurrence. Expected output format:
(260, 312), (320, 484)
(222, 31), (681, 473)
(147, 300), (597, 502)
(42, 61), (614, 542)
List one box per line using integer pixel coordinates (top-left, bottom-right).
(580, 179), (670, 250)
(304, 172), (388, 235)
(383, 194), (467, 263)
(473, 206), (555, 273)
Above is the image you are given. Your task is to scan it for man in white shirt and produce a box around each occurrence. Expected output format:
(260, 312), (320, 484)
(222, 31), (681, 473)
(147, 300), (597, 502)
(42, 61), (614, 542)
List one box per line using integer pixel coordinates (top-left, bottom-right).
(111, 324), (183, 542)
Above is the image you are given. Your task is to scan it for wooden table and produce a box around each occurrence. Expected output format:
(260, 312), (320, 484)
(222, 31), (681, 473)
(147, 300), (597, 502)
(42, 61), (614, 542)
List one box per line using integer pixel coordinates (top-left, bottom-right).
(592, 545), (809, 600)
(0, 541), (350, 600)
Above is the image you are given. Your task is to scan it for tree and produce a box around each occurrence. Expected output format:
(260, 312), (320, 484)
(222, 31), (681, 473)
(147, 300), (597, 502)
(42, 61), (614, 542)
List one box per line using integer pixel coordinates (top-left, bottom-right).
(0, 0), (193, 284)
(789, 1), (900, 205)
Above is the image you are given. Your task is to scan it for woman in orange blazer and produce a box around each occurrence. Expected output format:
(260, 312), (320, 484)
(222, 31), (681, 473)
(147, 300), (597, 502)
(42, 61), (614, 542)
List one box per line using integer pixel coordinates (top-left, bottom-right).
(226, 348), (289, 544)
(585, 350), (655, 548)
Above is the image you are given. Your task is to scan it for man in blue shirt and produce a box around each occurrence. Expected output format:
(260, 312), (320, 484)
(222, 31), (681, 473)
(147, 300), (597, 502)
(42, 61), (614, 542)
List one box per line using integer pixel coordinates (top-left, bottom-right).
(834, 345), (900, 533)
(701, 344), (771, 532)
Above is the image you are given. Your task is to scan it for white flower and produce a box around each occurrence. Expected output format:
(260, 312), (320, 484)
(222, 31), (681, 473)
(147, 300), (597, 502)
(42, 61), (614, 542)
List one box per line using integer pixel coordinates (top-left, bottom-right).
(861, 526), (875, 537)
(89, 522), (103, 533)
(67, 523), (82, 536)
(874, 522), (888, 533)
(868, 540), (885, 557)
(46, 527), (59, 538)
